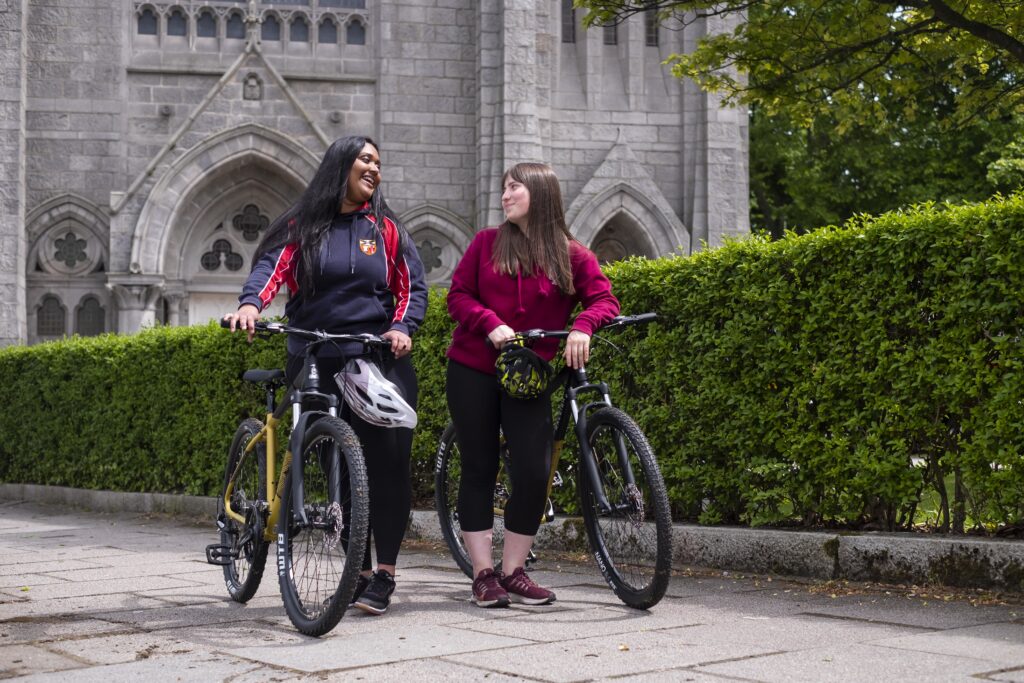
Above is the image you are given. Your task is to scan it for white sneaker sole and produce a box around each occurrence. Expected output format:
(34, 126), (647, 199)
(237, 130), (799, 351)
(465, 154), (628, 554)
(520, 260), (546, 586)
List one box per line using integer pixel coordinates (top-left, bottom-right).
(508, 593), (555, 605)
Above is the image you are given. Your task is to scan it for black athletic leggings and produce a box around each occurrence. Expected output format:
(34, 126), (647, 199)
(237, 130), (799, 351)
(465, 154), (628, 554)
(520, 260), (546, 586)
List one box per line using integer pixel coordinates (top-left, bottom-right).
(286, 352), (417, 569)
(446, 359), (552, 536)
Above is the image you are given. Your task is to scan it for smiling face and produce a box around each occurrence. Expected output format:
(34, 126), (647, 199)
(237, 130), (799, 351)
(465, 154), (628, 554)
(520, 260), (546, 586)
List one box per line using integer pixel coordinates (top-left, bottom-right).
(343, 142), (381, 209)
(501, 175), (531, 230)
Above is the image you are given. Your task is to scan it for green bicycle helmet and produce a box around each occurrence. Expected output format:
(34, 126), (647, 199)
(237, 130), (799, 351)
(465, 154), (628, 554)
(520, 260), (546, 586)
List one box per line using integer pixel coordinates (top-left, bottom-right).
(496, 342), (553, 399)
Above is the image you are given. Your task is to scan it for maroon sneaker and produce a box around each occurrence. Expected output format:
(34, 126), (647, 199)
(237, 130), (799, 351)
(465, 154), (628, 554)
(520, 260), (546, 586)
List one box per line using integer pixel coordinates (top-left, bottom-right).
(501, 567), (556, 605)
(472, 568), (510, 608)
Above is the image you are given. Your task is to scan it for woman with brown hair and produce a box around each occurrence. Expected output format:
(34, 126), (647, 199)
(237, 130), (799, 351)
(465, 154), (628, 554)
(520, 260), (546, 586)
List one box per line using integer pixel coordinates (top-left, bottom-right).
(445, 162), (620, 607)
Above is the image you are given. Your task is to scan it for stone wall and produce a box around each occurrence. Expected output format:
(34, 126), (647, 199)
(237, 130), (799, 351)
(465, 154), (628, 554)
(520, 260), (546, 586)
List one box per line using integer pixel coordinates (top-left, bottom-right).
(0, 0), (27, 345)
(3, 0), (749, 346)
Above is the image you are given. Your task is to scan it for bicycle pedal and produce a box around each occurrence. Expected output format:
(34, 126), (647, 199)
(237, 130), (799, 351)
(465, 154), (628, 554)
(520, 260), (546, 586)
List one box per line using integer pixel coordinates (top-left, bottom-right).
(205, 543), (236, 566)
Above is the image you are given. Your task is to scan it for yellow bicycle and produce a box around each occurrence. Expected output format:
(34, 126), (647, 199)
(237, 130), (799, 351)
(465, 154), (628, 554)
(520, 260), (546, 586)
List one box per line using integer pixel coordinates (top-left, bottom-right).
(206, 320), (386, 636)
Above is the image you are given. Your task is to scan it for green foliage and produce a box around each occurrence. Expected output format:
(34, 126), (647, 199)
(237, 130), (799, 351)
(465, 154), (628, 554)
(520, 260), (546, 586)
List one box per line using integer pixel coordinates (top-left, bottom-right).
(751, 108), (1022, 236)
(577, 1), (1024, 131)
(595, 195), (1024, 531)
(0, 322), (284, 495)
(577, 2), (1024, 242)
(988, 138), (1024, 193)
(3, 197), (1024, 531)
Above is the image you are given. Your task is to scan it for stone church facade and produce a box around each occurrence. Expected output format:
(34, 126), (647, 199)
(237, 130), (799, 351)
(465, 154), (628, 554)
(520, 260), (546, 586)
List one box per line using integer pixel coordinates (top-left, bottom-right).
(0, 0), (748, 346)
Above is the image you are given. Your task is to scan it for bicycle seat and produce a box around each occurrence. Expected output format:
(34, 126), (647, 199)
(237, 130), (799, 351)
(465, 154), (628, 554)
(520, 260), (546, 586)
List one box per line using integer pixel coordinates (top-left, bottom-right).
(242, 369), (286, 385)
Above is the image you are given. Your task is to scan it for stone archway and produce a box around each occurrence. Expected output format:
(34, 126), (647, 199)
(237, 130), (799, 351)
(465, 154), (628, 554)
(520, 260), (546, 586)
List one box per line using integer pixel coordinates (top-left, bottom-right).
(590, 210), (657, 264)
(25, 194), (112, 344)
(131, 124), (319, 276)
(121, 124), (318, 329)
(399, 204), (475, 286)
(567, 183), (687, 258)
(169, 173), (298, 326)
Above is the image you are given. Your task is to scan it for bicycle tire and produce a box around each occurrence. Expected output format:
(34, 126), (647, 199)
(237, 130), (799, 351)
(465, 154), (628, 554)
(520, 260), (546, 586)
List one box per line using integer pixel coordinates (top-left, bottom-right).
(219, 418), (270, 603)
(278, 416), (369, 636)
(434, 423), (511, 579)
(580, 407), (672, 609)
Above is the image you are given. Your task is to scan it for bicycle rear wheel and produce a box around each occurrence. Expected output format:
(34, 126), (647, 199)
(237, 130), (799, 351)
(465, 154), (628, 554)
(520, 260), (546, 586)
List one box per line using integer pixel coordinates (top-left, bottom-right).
(278, 416), (369, 636)
(219, 418), (270, 603)
(580, 407), (672, 609)
(434, 423), (511, 579)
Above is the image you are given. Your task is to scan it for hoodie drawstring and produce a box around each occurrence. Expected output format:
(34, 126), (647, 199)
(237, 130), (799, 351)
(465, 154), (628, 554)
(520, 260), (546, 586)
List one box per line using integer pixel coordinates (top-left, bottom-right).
(516, 270), (525, 315)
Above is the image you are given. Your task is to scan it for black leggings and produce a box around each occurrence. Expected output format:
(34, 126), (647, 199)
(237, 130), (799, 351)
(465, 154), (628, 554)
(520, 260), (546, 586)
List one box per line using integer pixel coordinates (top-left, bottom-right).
(446, 359), (552, 536)
(286, 352), (417, 569)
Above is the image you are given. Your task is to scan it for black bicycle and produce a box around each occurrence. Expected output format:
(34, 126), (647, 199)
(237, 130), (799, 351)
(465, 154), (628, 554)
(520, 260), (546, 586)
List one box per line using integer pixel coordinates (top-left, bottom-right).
(434, 313), (672, 609)
(206, 320), (388, 636)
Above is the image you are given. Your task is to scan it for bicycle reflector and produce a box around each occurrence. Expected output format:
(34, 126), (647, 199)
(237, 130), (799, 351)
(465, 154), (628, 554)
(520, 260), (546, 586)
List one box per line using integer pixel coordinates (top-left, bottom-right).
(495, 342), (553, 400)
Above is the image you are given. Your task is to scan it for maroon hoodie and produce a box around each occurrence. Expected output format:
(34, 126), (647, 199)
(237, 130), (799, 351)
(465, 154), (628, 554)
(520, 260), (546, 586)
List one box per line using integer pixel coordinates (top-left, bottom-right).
(447, 227), (620, 374)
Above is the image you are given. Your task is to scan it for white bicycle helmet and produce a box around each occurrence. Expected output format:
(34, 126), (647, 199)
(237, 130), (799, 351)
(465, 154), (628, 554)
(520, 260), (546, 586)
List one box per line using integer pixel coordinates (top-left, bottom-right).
(336, 358), (418, 429)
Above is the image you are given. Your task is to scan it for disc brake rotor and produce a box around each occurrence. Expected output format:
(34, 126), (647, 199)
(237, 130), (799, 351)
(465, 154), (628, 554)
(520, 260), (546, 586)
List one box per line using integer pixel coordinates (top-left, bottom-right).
(626, 483), (645, 530)
(322, 501), (343, 551)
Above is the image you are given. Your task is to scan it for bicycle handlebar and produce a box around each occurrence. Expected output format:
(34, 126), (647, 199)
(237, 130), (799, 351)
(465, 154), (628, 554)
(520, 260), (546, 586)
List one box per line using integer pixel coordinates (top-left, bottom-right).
(517, 312), (658, 341)
(220, 318), (390, 349)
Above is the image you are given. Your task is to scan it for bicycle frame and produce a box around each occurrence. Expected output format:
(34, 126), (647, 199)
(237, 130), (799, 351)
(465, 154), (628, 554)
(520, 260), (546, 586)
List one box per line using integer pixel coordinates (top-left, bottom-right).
(220, 321), (386, 541)
(524, 313), (658, 521)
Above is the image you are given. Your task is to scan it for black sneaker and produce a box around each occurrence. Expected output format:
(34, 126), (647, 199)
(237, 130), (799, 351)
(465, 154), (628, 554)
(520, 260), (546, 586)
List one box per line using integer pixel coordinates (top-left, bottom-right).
(349, 573), (371, 607)
(353, 569), (396, 615)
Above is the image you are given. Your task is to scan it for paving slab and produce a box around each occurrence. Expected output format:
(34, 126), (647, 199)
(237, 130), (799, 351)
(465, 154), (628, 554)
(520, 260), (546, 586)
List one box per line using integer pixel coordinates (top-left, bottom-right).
(222, 625), (534, 672)
(2, 499), (1024, 681)
(445, 629), (775, 683)
(694, 641), (995, 682)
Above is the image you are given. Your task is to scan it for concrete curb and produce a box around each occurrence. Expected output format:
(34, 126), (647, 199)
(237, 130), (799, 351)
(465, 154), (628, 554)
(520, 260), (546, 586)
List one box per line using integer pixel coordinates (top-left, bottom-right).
(4, 483), (1023, 591)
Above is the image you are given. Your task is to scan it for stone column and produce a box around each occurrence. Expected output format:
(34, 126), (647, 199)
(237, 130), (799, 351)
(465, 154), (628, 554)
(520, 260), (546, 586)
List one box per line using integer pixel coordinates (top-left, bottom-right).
(475, 0), (505, 228)
(679, 13), (750, 251)
(476, 0), (548, 229)
(106, 277), (164, 333)
(162, 283), (186, 327)
(0, 0), (28, 346)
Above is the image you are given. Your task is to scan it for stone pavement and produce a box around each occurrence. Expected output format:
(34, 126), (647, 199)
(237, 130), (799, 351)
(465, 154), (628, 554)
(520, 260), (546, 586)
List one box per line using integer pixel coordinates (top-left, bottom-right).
(2, 499), (1024, 682)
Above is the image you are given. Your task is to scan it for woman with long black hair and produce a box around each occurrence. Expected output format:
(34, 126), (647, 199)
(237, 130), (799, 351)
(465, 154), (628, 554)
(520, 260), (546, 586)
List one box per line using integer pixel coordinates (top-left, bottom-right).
(224, 135), (428, 615)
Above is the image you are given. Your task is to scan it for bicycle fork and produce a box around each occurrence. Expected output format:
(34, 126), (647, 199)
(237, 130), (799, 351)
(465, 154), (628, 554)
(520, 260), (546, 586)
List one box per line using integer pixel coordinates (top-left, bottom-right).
(569, 372), (637, 515)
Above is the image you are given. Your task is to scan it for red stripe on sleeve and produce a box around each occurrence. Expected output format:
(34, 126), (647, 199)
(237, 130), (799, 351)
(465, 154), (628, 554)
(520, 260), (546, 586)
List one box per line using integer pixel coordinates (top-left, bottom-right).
(257, 243), (298, 309)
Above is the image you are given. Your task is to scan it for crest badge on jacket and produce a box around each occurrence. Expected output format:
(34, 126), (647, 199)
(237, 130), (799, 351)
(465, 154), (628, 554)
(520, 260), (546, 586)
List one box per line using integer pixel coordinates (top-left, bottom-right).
(359, 239), (377, 256)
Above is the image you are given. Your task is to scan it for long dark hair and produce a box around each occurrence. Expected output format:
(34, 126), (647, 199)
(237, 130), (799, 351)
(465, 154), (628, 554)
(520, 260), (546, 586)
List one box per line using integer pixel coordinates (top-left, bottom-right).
(493, 162), (575, 295)
(252, 135), (408, 294)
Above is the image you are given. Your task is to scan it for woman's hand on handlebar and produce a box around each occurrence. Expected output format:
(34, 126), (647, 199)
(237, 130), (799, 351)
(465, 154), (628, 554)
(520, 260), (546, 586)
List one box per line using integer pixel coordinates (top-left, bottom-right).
(564, 330), (591, 369)
(223, 304), (260, 342)
(487, 324), (517, 349)
(382, 328), (412, 359)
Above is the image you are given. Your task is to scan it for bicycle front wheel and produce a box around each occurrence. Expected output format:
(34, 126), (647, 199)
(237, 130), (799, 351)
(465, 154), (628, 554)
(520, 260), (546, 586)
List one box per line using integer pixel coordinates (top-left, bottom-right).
(220, 418), (269, 603)
(278, 416), (369, 636)
(580, 407), (672, 609)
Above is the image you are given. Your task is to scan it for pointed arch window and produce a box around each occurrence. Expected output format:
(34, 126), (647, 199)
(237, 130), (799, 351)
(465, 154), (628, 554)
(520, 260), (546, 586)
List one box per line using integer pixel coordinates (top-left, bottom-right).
(197, 10), (217, 38)
(137, 8), (158, 35)
(38, 295), (66, 337)
(167, 8), (188, 36)
(291, 16), (310, 42)
(76, 296), (106, 337)
(645, 13), (659, 47)
(226, 12), (245, 39)
(262, 15), (281, 41)
(319, 18), (338, 43)
(346, 19), (365, 45)
(562, 0), (576, 43)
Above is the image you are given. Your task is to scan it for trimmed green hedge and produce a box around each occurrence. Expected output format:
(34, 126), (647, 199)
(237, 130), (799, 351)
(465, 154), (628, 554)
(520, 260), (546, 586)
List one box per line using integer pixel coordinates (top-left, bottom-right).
(2, 195), (1023, 531)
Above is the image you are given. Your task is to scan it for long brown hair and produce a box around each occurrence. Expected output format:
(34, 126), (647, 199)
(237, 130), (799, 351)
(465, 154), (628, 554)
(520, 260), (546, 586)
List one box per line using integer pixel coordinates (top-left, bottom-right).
(492, 162), (575, 295)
